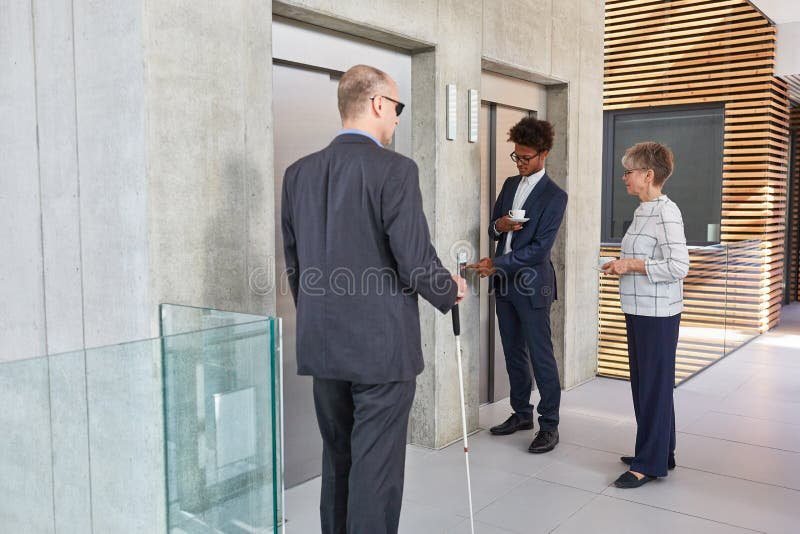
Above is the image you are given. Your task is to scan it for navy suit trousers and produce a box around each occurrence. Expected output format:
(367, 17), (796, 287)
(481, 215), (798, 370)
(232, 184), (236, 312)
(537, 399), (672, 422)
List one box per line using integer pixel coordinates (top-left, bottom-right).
(496, 297), (560, 431)
(625, 313), (680, 477)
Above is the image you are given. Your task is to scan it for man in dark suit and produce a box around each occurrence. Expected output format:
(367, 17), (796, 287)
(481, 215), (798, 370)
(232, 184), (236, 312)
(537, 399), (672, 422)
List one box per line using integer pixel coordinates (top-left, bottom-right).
(281, 64), (467, 534)
(468, 118), (567, 454)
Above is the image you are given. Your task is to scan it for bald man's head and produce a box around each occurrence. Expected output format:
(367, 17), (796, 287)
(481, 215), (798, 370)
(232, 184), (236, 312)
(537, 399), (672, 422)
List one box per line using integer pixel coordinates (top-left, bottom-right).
(337, 65), (393, 121)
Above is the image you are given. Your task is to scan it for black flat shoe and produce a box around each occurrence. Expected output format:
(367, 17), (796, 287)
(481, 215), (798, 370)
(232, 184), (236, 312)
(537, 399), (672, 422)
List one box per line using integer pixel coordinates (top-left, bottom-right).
(528, 429), (559, 453)
(613, 470), (656, 489)
(490, 413), (534, 435)
(620, 456), (676, 470)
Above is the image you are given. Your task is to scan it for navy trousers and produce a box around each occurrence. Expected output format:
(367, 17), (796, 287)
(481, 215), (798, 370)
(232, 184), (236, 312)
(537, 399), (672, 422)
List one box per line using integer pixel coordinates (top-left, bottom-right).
(312, 378), (416, 534)
(496, 298), (560, 431)
(625, 313), (680, 477)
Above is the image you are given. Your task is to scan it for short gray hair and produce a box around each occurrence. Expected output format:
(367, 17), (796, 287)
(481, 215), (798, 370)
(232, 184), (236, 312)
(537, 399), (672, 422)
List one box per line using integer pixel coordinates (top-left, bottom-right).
(337, 65), (392, 121)
(622, 142), (675, 186)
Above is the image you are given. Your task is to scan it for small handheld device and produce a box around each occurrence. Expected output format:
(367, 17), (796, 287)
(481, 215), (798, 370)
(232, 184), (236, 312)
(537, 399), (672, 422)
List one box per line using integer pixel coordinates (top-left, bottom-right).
(452, 252), (468, 336)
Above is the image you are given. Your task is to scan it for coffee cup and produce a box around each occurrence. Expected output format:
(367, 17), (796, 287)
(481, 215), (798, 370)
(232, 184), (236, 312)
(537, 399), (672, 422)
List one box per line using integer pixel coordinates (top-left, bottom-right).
(509, 209), (526, 219)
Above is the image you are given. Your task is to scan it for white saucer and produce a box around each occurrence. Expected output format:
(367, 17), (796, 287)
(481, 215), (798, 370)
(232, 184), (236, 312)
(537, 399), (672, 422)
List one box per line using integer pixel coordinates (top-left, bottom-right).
(508, 217), (529, 223)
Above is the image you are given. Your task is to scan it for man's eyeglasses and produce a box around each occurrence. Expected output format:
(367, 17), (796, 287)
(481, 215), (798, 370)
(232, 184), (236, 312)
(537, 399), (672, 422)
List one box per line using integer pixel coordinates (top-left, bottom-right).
(370, 95), (405, 116)
(510, 151), (540, 163)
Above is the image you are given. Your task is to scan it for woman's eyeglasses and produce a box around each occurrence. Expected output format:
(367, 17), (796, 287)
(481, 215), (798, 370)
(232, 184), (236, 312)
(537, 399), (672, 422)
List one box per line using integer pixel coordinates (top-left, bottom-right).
(622, 168), (647, 177)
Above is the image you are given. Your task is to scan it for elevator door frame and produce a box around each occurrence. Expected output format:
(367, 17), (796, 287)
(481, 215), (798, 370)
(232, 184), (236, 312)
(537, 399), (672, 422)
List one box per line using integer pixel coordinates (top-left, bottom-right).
(272, 19), (412, 488)
(481, 101), (537, 405)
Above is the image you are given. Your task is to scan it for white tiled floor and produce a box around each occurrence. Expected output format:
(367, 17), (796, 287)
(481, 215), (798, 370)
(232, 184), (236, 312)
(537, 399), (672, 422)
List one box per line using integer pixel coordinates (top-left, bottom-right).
(285, 304), (800, 533)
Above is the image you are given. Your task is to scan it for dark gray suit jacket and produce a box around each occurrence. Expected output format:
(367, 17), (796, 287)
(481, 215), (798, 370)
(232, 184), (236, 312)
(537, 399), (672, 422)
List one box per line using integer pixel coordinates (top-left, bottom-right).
(281, 134), (458, 384)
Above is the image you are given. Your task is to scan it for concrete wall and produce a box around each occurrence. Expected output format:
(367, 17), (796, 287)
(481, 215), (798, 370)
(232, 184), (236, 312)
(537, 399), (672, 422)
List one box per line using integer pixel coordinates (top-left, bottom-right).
(1, 1), (272, 532)
(1, 0), (273, 362)
(1, 0), (149, 361)
(143, 0), (274, 327)
(3, 0), (603, 496)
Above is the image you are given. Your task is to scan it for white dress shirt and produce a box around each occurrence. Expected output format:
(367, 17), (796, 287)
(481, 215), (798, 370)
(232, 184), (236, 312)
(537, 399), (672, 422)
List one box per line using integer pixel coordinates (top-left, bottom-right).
(504, 168), (546, 255)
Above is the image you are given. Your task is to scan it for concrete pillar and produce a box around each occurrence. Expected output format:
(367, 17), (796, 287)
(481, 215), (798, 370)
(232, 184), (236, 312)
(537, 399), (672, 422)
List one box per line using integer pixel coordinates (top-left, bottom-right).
(411, 0), (483, 448)
(143, 0), (274, 323)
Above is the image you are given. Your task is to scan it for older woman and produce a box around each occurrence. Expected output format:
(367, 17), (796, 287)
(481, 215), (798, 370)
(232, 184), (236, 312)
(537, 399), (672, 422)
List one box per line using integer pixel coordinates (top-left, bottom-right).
(602, 142), (689, 489)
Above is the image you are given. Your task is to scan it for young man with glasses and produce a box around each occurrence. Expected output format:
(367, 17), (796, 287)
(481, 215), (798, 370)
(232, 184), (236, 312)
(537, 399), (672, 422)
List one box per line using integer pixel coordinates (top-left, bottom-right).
(468, 117), (567, 454)
(281, 64), (467, 534)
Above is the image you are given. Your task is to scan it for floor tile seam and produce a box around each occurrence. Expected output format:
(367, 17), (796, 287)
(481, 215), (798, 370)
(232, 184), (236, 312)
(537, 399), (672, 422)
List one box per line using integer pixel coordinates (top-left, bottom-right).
(546, 492), (605, 534)
(684, 375), (754, 400)
(669, 463), (800, 494)
(675, 386), (737, 400)
(729, 356), (800, 368)
(558, 406), (635, 424)
(403, 468), (530, 526)
(707, 409), (800, 428)
(671, 462), (800, 494)
(400, 492), (474, 516)
(463, 517), (520, 534)
(519, 471), (602, 497)
(465, 471), (599, 520)
(675, 411), (714, 430)
(499, 438), (800, 494)
(527, 445), (790, 495)
(530, 470), (611, 496)
(556, 439), (627, 457)
(466, 520), (517, 533)
(677, 429), (800, 455)
(560, 403), (633, 420)
(743, 392), (800, 405)
(600, 493), (767, 533)
(446, 468), (535, 517)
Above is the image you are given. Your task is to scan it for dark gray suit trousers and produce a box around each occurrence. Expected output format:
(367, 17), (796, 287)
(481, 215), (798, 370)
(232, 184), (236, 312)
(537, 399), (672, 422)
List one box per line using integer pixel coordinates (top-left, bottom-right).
(313, 378), (416, 534)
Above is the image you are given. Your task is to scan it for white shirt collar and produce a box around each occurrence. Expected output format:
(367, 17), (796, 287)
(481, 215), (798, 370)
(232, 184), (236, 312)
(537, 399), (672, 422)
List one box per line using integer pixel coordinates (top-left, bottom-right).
(522, 167), (546, 184)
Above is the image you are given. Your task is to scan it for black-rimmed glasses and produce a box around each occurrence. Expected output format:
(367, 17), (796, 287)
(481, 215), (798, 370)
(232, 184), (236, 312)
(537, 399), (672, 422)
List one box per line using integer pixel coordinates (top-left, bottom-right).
(370, 95), (405, 116)
(510, 151), (540, 163)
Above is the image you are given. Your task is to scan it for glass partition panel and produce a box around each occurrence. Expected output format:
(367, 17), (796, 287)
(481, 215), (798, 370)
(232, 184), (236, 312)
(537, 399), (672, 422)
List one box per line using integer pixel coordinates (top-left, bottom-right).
(0, 306), (282, 534)
(676, 244), (728, 382)
(0, 354), (64, 534)
(597, 241), (769, 386)
(0, 338), (167, 533)
(162, 314), (282, 533)
(160, 303), (269, 337)
(725, 240), (764, 352)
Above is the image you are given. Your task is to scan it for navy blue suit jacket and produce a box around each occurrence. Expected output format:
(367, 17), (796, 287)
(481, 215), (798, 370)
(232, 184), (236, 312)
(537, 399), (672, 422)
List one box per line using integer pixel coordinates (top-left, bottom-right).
(489, 173), (567, 308)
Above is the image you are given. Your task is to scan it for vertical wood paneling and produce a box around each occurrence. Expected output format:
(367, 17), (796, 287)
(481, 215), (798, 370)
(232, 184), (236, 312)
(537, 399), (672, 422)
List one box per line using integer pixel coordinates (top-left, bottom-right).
(600, 0), (791, 383)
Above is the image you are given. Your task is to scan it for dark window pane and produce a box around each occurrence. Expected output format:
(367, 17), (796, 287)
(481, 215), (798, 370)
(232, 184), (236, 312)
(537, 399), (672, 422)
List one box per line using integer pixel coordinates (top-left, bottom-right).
(604, 106), (724, 243)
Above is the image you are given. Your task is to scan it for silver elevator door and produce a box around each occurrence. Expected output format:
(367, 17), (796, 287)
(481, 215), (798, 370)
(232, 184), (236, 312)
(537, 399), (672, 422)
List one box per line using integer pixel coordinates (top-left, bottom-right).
(273, 63), (340, 489)
(272, 19), (412, 489)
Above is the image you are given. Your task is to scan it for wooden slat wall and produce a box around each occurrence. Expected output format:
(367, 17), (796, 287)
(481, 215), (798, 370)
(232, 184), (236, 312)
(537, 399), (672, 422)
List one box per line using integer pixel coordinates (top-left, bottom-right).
(600, 0), (791, 383)
(791, 106), (800, 302)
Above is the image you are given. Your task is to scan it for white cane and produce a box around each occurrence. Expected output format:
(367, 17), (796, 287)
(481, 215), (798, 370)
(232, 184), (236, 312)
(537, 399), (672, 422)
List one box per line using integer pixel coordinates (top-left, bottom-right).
(452, 253), (475, 534)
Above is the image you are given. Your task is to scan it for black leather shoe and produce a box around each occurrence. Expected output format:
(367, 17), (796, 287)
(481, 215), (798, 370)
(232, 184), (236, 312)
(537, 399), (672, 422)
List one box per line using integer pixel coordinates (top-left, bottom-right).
(527, 429), (559, 453)
(620, 456), (676, 470)
(613, 470), (655, 488)
(489, 413), (534, 435)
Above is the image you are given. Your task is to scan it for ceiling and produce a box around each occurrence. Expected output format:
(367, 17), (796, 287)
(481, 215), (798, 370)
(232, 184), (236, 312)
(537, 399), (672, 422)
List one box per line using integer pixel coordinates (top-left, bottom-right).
(748, 0), (800, 24)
